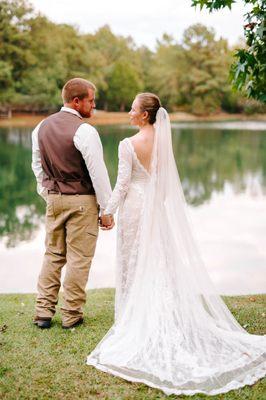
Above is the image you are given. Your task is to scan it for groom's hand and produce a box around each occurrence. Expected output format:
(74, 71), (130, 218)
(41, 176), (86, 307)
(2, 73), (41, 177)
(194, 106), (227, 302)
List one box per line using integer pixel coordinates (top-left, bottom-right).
(99, 214), (115, 230)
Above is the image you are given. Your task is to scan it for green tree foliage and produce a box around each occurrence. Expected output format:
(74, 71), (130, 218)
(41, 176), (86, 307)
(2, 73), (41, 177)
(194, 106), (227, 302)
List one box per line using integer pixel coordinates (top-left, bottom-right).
(0, 0), (34, 113)
(192, 0), (266, 102)
(106, 60), (143, 111)
(150, 26), (235, 115)
(1, 0), (264, 115)
(150, 34), (184, 110)
(20, 18), (99, 111)
(180, 24), (233, 114)
(84, 25), (143, 110)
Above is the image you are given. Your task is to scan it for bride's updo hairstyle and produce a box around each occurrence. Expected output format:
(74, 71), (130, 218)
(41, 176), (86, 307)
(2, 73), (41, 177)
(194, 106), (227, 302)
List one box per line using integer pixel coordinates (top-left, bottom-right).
(136, 93), (162, 125)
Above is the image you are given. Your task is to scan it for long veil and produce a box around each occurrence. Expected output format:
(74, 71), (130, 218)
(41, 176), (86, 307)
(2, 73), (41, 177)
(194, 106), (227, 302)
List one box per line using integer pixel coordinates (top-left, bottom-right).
(87, 108), (266, 396)
(130, 107), (246, 331)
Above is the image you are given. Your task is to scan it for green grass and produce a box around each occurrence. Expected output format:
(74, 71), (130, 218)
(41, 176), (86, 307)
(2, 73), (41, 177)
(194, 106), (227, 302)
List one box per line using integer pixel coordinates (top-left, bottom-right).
(0, 290), (265, 400)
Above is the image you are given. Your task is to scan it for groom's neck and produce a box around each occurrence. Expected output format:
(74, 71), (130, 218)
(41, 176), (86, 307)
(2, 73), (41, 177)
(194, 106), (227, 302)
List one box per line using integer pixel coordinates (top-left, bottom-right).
(64, 103), (77, 111)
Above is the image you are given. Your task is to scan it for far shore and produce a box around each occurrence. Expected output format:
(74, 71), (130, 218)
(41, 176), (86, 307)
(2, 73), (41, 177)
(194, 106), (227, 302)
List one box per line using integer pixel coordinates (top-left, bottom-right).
(0, 110), (266, 128)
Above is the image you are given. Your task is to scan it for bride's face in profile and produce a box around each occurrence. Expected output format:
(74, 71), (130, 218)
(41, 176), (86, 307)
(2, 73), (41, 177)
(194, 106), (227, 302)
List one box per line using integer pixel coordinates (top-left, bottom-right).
(129, 98), (148, 126)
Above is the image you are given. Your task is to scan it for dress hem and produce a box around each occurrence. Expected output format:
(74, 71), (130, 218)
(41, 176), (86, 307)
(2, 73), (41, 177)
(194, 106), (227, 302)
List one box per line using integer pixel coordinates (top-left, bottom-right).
(86, 357), (266, 397)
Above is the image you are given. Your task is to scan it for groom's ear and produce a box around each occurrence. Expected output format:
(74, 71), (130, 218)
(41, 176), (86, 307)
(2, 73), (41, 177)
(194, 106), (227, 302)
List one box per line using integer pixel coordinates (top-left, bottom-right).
(72, 96), (81, 109)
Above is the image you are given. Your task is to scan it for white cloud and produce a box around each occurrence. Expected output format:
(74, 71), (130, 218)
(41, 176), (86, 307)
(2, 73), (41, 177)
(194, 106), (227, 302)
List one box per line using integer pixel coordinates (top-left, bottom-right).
(30, 0), (247, 48)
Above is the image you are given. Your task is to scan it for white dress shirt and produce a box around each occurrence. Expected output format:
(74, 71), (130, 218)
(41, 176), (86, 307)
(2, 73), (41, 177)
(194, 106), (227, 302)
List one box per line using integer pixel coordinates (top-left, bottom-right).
(31, 107), (112, 213)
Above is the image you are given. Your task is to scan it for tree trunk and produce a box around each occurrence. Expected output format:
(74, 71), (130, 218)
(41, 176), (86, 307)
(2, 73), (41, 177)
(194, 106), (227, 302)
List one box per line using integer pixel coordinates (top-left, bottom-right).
(120, 102), (125, 112)
(7, 108), (12, 119)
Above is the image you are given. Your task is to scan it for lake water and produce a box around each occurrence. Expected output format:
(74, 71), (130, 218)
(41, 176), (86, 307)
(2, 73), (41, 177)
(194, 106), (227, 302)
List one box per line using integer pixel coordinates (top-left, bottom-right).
(0, 121), (266, 295)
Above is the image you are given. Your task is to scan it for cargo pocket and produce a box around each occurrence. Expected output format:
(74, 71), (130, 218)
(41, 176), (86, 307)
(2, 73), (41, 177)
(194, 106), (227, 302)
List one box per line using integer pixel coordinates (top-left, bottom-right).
(46, 202), (55, 219)
(45, 203), (55, 225)
(86, 226), (98, 238)
(83, 225), (99, 257)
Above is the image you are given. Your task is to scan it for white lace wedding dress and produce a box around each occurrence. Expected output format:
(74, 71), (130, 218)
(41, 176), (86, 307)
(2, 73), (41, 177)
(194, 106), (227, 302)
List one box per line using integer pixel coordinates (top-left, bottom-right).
(87, 109), (266, 396)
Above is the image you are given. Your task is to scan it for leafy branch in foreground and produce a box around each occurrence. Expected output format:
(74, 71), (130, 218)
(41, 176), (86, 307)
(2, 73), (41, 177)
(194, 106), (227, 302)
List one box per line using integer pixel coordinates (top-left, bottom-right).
(192, 1), (266, 103)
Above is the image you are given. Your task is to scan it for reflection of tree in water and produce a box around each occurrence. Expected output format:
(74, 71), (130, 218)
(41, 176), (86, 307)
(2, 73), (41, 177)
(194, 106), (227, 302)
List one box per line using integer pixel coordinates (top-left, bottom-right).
(172, 129), (266, 206)
(98, 126), (121, 186)
(101, 125), (266, 206)
(0, 128), (45, 247)
(0, 125), (265, 247)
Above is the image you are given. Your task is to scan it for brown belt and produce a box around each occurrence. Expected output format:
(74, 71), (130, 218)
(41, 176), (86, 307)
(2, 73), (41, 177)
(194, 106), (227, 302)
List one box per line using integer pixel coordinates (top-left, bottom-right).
(47, 191), (94, 196)
(48, 190), (60, 194)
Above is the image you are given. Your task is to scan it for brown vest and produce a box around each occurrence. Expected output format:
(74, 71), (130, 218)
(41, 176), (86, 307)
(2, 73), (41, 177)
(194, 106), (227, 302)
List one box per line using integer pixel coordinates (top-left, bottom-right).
(38, 110), (95, 195)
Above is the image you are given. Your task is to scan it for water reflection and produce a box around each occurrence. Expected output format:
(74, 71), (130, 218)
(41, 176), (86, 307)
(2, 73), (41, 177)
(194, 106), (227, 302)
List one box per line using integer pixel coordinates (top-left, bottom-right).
(0, 128), (44, 247)
(1, 124), (266, 246)
(0, 123), (266, 294)
(172, 128), (266, 205)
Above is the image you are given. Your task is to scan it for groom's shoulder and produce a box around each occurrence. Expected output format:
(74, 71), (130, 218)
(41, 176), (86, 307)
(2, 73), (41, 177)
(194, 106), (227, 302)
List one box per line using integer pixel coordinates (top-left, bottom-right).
(35, 111), (61, 130)
(79, 122), (98, 135)
(42, 111), (61, 122)
(75, 122), (100, 143)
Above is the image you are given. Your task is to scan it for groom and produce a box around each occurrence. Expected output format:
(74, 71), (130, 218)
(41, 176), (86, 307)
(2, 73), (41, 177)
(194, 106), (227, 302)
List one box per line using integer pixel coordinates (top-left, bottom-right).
(31, 78), (114, 329)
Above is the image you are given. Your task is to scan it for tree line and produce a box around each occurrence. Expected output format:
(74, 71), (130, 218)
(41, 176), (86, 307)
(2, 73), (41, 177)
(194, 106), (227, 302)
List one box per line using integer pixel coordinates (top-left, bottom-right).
(192, 0), (266, 104)
(0, 0), (265, 116)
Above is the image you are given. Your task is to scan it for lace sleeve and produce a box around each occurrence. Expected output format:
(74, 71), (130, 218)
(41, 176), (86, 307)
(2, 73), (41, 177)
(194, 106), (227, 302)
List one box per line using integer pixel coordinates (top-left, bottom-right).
(105, 140), (132, 215)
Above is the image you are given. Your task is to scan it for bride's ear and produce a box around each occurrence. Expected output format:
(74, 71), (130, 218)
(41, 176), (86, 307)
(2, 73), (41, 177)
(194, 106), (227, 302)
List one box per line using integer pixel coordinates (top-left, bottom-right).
(143, 110), (149, 121)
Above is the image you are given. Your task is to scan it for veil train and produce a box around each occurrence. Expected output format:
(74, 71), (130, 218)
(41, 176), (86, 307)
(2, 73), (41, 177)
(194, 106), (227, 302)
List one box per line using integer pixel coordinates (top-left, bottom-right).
(87, 108), (266, 396)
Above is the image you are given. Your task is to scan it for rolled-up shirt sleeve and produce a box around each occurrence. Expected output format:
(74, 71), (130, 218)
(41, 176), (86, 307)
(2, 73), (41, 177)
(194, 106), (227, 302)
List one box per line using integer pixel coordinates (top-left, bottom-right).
(31, 120), (48, 201)
(74, 123), (112, 212)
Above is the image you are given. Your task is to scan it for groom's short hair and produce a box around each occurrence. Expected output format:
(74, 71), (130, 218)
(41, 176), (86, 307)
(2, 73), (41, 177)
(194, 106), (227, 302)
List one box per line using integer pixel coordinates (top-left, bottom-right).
(62, 78), (96, 103)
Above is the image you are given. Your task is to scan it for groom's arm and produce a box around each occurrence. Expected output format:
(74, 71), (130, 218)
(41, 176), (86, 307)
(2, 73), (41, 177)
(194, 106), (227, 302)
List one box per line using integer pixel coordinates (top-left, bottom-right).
(31, 121), (48, 201)
(73, 123), (112, 214)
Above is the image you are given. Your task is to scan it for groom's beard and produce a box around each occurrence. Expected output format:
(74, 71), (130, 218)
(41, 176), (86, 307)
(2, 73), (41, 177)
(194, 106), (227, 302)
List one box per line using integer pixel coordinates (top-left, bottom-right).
(79, 109), (93, 118)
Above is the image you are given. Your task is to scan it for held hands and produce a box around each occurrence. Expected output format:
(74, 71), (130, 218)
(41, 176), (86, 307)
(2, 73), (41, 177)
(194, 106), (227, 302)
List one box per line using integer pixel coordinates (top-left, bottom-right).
(99, 214), (115, 230)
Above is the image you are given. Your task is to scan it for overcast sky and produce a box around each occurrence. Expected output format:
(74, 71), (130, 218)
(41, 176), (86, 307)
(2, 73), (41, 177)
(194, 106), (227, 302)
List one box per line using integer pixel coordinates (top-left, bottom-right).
(30, 0), (248, 49)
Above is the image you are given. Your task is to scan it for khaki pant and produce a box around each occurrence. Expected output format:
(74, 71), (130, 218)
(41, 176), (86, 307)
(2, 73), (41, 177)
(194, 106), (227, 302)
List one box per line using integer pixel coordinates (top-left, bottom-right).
(35, 194), (99, 326)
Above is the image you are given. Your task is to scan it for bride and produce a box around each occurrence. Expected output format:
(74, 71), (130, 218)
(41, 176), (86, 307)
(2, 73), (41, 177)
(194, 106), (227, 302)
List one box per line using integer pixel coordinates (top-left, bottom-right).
(87, 93), (266, 396)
